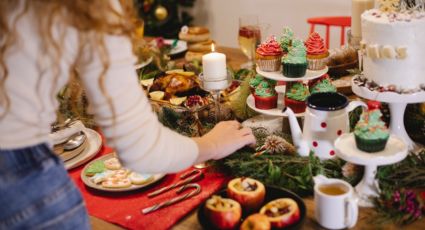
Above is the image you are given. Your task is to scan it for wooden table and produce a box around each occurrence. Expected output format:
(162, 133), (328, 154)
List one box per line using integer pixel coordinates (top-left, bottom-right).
(90, 47), (423, 230)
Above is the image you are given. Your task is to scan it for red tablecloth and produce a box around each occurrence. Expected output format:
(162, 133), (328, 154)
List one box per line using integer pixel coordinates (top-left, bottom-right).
(68, 145), (229, 229)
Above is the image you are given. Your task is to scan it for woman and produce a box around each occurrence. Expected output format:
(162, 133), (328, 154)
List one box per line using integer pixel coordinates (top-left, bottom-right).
(0, 0), (255, 229)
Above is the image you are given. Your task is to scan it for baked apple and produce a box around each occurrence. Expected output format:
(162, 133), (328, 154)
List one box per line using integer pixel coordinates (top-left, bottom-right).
(259, 198), (300, 228)
(204, 195), (242, 230)
(240, 213), (271, 230)
(227, 177), (266, 213)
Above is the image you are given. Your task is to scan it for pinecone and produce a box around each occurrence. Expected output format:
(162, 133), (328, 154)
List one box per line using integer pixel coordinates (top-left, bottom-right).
(256, 135), (296, 155)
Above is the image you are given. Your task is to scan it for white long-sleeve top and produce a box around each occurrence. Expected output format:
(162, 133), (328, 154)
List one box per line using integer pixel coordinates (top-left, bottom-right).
(0, 4), (199, 173)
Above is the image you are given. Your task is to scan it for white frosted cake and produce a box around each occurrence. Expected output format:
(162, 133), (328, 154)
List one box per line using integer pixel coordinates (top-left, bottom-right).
(360, 8), (425, 93)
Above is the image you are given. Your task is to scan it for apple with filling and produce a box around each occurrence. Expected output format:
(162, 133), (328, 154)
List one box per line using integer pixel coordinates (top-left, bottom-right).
(227, 177), (266, 213)
(204, 195), (242, 230)
(259, 198), (300, 228)
(240, 213), (271, 230)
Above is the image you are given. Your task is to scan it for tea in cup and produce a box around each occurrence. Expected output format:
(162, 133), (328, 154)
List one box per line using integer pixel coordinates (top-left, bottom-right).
(314, 175), (358, 229)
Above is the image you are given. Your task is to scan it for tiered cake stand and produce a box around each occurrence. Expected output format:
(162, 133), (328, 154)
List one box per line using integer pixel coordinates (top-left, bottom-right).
(335, 133), (408, 207)
(351, 75), (425, 151)
(246, 67), (328, 117)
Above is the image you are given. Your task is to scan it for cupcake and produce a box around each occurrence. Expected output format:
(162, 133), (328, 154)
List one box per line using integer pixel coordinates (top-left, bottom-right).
(284, 82), (309, 113)
(354, 101), (390, 153)
(249, 74), (264, 94)
(308, 74), (336, 94)
(282, 39), (308, 78)
(279, 27), (294, 54)
(256, 36), (284, 72)
(305, 32), (329, 70)
(253, 80), (278, 110)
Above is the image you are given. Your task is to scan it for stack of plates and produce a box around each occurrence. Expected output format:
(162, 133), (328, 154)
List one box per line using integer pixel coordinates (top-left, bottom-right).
(53, 128), (102, 170)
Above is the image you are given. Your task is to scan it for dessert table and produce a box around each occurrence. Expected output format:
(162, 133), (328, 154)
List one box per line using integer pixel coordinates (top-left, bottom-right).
(82, 46), (424, 230)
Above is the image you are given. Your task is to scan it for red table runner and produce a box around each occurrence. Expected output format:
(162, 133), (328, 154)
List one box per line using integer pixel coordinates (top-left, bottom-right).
(68, 145), (230, 229)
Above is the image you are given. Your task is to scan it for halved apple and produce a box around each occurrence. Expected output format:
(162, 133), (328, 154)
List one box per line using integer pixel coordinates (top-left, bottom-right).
(169, 96), (187, 106)
(259, 198), (300, 228)
(240, 213), (271, 230)
(204, 195), (241, 230)
(227, 177), (266, 213)
(140, 78), (154, 87)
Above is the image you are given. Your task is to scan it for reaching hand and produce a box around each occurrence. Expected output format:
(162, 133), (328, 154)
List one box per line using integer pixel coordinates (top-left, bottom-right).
(193, 120), (256, 162)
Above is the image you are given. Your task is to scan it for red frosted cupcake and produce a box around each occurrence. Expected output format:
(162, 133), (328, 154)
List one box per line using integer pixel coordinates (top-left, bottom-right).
(256, 36), (284, 72)
(253, 80), (277, 110)
(305, 32), (329, 70)
(284, 82), (310, 113)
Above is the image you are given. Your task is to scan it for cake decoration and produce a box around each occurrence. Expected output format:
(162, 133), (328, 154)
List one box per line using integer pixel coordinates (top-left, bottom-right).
(279, 27), (294, 52)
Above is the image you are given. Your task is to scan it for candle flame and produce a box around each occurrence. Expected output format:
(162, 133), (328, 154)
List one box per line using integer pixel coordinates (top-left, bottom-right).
(211, 43), (215, 52)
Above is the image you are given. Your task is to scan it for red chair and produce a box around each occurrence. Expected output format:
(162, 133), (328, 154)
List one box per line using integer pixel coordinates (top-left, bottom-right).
(307, 16), (351, 48)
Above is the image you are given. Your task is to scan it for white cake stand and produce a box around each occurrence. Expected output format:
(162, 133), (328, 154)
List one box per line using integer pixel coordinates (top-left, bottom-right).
(246, 94), (305, 117)
(335, 133), (408, 207)
(256, 66), (328, 82)
(351, 76), (425, 151)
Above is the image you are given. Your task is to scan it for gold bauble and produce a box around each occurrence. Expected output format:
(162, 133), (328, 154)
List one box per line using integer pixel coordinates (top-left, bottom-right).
(155, 5), (168, 21)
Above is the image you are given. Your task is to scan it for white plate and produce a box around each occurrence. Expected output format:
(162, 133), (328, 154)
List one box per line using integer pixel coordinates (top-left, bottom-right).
(256, 66), (328, 82)
(246, 94), (304, 117)
(135, 56), (153, 69)
(64, 128), (102, 170)
(81, 153), (166, 192)
(165, 39), (187, 56)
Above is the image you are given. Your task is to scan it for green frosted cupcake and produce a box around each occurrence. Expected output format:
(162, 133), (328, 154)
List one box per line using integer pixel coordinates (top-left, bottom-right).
(249, 74), (264, 93)
(282, 39), (307, 78)
(354, 109), (390, 153)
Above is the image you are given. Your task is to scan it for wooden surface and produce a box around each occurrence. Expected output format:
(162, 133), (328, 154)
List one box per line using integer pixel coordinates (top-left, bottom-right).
(90, 47), (422, 229)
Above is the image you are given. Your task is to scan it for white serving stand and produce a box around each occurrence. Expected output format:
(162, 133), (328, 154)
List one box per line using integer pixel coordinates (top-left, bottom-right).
(248, 67), (328, 117)
(335, 133), (408, 207)
(352, 76), (425, 151)
(256, 66), (328, 82)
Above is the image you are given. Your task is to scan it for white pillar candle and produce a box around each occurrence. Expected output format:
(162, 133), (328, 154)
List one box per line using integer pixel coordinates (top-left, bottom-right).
(351, 0), (375, 37)
(202, 52), (227, 80)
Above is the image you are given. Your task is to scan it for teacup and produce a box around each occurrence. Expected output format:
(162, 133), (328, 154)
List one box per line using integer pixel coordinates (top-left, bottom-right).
(314, 175), (358, 229)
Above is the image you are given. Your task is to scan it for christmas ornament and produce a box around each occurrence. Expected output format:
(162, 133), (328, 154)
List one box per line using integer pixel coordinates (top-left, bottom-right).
(155, 5), (168, 21)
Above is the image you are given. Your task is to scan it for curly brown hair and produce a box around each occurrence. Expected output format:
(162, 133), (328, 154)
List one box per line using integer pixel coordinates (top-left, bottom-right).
(0, 0), (140, 120)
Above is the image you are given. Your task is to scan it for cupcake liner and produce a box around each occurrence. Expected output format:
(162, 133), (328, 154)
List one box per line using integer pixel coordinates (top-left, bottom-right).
(282, 62), (307, 78)
(253, 94), (278, 110)
(284, 96), (307, 113)
(257, 57), (281, 72)
(307, 57), (328, 70)
(354, 135), (389, 153)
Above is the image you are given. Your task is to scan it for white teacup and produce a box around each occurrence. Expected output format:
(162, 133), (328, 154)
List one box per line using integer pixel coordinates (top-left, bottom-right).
(314, 175), (358, 229)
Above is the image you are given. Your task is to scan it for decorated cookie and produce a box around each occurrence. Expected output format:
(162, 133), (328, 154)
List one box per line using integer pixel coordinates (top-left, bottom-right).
(102, 177), (132, 189)
(111, 169), (130, 179)
(104, 157), (122, 170)
(90, 171), (114, 184)
(129, 172), (154, 185)
(84, 161), (105, 176)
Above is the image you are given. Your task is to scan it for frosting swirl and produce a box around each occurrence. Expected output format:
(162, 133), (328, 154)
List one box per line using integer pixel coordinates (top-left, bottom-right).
(286, 82), (309, 101)
(255, 80), (276, 97)
(310, 78), (336, 94)
(256, 36), (283, 56)
(305, 32), (327, 55)
(249, 74), (264, 88)
(282, 39), (307, 64)
(354, 110), (389, 139)
(279, 27), (294, 52)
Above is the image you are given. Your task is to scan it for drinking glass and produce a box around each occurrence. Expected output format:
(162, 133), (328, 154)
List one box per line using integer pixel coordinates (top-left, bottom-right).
(238, 15), (261, 68)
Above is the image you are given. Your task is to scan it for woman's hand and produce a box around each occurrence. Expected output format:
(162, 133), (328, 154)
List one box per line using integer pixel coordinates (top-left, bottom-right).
(193, 120), (256, 163)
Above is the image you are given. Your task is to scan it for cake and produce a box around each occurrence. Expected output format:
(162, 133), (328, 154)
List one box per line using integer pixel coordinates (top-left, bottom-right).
(282, 39), (308, 78)
(360, 3), (425, 93)
(308, 74), (336, 94)
(284, 82), (309, 113)
(354, 101), (390, 153)
(255, 36), (284, 72)
(305, 32), (329, 70)
(253, 80), (278, 110)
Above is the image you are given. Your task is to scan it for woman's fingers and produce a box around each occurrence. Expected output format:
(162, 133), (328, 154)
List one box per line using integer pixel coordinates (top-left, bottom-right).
(238, 127), (253, 136)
